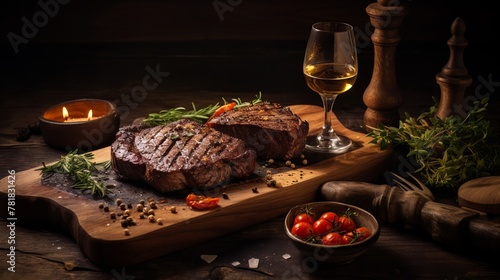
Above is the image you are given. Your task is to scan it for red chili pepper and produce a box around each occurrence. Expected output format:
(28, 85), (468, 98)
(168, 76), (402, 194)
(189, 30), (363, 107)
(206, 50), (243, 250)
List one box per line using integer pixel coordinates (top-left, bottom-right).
(207, 102), (236, 123)
(186, 193), (220, 210)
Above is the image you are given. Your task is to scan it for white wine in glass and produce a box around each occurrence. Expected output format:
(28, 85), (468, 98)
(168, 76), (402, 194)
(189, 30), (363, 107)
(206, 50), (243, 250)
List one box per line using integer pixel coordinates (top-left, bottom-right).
(303, 22), (358, 153)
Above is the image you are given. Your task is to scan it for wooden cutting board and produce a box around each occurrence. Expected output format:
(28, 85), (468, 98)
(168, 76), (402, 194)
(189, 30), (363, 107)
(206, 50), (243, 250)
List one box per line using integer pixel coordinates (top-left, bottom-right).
(0, 105), (393, 267)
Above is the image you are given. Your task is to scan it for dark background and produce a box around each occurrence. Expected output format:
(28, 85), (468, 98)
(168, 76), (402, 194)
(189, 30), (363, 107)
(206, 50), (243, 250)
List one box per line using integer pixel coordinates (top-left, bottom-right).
(1, 0), (498, 128)
(1, 0), (496, 44)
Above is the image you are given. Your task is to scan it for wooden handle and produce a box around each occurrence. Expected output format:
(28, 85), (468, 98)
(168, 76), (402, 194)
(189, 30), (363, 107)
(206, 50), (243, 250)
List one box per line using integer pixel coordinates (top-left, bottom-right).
(320, 181), (500, 255)
(320, 181), (428, 227)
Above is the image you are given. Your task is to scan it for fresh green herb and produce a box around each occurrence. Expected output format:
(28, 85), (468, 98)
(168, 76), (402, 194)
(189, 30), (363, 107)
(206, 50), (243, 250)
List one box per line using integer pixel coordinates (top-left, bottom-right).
(169, 133), (180, 140)
(36, 150), (112, 197)
(368, 97), (500, 190)
(143, 92), (264, 126)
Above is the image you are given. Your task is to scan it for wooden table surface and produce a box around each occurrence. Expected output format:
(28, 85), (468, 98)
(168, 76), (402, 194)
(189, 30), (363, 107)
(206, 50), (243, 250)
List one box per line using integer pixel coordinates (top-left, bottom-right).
(1, 39), (500, 279)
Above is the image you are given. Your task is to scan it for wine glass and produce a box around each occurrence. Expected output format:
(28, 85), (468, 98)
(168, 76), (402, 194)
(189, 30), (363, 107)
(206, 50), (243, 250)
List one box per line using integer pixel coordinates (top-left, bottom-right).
(303, 21), (358, 154)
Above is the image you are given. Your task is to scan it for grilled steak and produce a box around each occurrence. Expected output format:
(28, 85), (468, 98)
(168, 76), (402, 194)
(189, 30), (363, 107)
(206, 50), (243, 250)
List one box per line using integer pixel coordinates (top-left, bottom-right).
(111, 124), (147, 181)
(206, 102), (309, 160)
(111, 119), (257, 192)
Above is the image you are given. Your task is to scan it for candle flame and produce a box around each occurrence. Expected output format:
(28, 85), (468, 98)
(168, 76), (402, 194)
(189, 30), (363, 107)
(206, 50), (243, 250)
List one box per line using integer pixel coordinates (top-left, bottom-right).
(62, 107), (93, 122)
(62, 107), (69, 120)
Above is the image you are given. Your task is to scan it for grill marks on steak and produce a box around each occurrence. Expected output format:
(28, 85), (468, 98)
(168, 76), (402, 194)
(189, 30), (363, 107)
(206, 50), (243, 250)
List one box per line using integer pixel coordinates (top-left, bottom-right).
(206, 102), (309, 160)
(111, 119), (257, 193)
(111, 124), (147, 181)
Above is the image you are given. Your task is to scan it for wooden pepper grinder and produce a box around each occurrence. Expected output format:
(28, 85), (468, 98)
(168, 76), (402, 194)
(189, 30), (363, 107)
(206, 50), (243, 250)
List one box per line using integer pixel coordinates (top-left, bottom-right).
(363, 0), (408, 131)
(435, 17), (472, 119)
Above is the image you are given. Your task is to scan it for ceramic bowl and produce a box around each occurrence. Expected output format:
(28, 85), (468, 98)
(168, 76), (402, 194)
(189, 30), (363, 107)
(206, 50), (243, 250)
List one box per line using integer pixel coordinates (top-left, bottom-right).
(284, 201), (380, 265)
(39, 99), (120, 152)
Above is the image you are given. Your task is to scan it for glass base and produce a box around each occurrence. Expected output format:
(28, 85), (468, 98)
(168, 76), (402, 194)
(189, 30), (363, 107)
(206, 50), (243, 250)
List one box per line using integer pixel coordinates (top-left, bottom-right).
(305, 134), (352, 154)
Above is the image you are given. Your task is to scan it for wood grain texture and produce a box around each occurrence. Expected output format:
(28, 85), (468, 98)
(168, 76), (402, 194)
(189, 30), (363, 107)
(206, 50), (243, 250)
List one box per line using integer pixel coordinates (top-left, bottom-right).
(0, 104), (392, 267)
(458, 176), (500, 215)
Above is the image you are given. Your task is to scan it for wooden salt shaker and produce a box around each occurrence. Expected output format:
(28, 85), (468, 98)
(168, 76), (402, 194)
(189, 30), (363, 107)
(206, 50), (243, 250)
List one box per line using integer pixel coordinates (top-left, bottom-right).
(435, 17), (472, 119)
(363, 0), (407, 131)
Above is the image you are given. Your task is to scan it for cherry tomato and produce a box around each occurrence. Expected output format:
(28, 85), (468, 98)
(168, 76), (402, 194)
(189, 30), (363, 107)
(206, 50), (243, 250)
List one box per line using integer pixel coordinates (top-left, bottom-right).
(320, 211), (339, 225)
(354, 227), (372, 242)
(322, 232), (346, 245)
(207, 102), (236, 122)
(312, 218), (333, 236)
(338, 216), (357, 233)
(186, 193), (219, 210)
(342, 232), (355, 244)
(294, 213), (315, 225)
(291, 222), (314, 240)
(343, 226), (372, 244)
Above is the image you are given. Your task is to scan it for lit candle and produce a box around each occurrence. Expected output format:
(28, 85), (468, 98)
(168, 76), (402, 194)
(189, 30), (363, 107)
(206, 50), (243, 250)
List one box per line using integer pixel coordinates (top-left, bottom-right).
(62, 107), (97, 122)
(39, 99), (120, 151)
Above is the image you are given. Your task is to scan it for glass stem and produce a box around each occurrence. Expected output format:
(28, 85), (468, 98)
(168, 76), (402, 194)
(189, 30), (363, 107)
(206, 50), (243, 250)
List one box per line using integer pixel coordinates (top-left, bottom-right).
(318, 95), (339, 145)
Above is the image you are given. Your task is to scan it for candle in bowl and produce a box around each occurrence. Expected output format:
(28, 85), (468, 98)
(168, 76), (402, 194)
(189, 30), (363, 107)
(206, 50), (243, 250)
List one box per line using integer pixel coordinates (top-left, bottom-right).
(39, 99), (120, 152)
(62, 107), (97, 122)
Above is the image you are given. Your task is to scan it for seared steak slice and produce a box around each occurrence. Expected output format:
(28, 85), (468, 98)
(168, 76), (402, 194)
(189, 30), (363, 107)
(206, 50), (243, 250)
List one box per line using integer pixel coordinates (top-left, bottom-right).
(206, 102), (309, 160)
(111, 119), (257, 192)
(111, 124), (147, 181)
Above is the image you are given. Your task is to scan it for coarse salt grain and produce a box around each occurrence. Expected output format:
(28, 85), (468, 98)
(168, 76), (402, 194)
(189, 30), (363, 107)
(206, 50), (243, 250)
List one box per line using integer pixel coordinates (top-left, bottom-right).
(282, 254), (291, 259)
(200, 254), (217, 264)
(231, 261), (240, 267)
(248, 258), (259, 268)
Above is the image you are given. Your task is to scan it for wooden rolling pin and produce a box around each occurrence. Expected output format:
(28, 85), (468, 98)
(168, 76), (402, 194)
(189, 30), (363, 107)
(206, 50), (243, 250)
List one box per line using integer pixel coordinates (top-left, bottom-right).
(320, 181), (500, 255)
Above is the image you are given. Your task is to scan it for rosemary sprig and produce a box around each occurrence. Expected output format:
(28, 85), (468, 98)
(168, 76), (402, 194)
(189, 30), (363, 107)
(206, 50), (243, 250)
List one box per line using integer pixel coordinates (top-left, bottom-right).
(143, 92), (264, 126)
(36, 150), (112, 197)
(232, 91), (264, 109)
(367, 97), (500, 190)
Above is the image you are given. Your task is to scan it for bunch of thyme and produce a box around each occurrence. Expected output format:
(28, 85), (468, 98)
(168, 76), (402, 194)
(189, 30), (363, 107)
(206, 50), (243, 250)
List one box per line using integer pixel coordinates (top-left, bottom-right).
(143, 92), (263, 126)
(368, 97), (500, 190)
(36, 150), (112, 197)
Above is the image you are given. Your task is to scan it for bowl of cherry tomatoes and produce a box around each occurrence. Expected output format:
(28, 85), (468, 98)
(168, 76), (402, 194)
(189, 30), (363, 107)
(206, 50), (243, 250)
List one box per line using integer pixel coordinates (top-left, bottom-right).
(284, 201), (380, 265)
